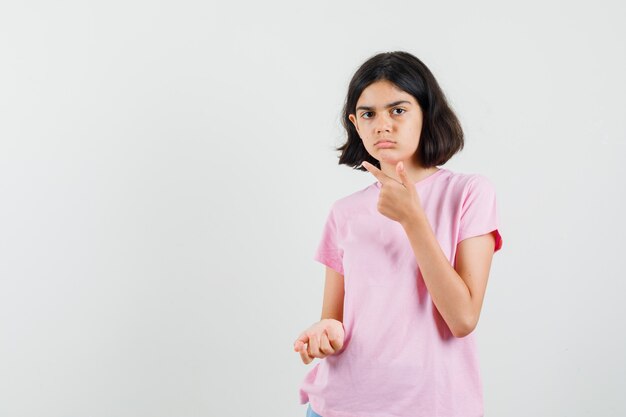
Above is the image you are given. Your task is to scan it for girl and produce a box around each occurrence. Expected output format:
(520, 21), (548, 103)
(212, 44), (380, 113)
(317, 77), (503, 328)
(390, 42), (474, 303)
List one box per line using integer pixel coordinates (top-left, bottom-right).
(293, 51), (503, 417)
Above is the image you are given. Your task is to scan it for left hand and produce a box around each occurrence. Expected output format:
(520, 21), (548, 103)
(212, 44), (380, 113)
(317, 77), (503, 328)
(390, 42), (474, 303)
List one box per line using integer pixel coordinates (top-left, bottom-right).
(362, 160), (424, 224)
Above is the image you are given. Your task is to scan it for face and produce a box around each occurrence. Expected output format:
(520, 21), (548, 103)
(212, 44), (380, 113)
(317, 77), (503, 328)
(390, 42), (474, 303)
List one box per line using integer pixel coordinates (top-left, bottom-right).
(348, 79), (424, 168)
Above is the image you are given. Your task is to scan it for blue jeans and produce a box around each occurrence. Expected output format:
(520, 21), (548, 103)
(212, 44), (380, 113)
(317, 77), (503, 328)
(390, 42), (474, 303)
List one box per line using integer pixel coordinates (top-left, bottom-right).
(306, 403), (323, 417)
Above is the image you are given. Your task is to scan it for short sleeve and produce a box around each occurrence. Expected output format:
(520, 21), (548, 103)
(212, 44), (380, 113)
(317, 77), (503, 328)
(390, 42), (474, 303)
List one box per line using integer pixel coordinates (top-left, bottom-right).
(313, 205), (344, 275)
(458, 175), (503, 253)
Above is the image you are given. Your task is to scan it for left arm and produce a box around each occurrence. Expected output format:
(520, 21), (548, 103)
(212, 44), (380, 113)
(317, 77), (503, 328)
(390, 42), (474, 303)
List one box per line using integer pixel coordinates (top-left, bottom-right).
(360, 160), (497, 338)
(400, 212), (495, 338)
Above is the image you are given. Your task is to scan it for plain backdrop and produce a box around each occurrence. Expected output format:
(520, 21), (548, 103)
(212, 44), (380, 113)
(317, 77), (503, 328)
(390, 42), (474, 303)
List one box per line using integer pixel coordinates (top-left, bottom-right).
(1, 1), (625, 416)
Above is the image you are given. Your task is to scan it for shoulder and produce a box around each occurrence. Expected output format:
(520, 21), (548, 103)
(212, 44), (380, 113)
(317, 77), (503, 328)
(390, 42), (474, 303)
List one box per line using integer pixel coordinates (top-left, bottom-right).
(439, 168), (496, 195)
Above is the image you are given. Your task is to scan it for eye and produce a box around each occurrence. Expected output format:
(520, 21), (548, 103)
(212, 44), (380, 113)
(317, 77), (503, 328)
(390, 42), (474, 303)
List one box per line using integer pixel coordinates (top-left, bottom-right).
(361, 108), (406, 119)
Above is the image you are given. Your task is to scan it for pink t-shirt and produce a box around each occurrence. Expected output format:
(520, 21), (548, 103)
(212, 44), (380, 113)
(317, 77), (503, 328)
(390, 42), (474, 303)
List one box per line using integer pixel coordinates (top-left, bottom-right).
(299, 167), (503, 417)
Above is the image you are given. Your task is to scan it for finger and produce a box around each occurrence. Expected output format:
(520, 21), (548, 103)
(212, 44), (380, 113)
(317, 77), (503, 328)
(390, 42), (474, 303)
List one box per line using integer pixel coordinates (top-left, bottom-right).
(294, 333), (309, 352)
(361, 161), (390, 184)
(299, 344), (313, 364)
(308, 332), (320, 358)
(325, 325), (344, 351)
(319, 329), (333, 356)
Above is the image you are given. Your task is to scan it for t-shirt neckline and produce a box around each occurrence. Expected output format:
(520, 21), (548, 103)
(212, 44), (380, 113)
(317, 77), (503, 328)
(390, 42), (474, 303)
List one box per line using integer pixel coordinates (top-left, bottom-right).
(374, 167), (446, 189)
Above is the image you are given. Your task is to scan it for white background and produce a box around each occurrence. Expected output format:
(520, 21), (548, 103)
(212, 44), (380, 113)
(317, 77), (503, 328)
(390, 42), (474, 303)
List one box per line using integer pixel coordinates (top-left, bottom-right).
(1, 1), (624, 416)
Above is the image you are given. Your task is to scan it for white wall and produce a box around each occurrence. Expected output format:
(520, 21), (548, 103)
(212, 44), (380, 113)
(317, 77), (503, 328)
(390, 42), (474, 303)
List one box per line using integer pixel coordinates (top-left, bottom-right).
(1, 1), (624, 416)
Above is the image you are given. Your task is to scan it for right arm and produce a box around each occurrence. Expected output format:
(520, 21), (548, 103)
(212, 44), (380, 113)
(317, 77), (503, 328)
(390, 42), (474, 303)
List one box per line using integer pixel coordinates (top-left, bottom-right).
(294, 266), (345, 364)
(321, 266), (345, 322)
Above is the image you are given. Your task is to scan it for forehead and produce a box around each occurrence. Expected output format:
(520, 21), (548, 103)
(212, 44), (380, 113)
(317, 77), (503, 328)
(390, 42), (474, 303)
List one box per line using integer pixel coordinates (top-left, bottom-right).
(357, 80), (415, 105)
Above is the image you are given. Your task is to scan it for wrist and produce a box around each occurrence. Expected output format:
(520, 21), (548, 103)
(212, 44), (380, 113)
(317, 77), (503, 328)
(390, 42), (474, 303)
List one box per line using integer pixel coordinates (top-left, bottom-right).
(401, 207), (427, 229)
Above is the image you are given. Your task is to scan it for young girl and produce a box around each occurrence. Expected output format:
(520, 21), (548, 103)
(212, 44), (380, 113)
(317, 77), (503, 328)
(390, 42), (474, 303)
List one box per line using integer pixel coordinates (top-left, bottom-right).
(293, 51), (503, 417)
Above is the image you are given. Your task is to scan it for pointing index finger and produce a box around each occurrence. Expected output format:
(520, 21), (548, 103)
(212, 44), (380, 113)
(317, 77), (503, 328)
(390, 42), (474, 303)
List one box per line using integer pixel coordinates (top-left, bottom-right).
(362, 161), (388, 184)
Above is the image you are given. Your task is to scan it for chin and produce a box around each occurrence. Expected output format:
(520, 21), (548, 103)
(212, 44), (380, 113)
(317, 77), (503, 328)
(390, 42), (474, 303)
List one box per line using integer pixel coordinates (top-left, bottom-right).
(377, 152), (407, 165)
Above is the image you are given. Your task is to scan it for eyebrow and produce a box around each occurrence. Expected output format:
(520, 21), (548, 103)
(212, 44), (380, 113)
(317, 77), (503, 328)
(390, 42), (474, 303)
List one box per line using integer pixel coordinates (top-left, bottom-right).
(356, 100), (412, 112)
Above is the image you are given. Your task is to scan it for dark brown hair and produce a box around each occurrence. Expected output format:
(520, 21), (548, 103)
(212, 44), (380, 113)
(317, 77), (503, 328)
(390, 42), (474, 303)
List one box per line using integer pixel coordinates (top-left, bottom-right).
(337, 51), (464, 171)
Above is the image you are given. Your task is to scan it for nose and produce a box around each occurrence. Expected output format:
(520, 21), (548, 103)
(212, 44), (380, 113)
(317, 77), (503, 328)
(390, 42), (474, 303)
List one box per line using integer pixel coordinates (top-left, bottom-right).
(375, 113), (392, 134)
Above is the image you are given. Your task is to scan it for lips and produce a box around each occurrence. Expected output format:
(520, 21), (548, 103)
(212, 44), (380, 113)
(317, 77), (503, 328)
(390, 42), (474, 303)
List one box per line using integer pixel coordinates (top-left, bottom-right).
(375, 140), (396, 148)
(375, 139), (394, 145)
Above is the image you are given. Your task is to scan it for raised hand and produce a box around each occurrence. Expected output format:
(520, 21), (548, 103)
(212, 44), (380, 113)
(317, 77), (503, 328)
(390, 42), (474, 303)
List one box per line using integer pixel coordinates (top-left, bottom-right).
(362, 160), (423, 224)
(293, 319), (345, 365)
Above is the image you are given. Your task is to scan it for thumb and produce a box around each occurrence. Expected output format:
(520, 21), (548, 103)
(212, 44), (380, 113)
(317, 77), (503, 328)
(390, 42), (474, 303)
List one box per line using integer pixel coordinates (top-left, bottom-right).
(396, 162), (412, 190)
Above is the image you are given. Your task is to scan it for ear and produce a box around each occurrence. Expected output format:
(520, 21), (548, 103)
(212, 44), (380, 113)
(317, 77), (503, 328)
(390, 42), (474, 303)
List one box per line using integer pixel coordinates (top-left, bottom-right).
(348, 114), (360, 136)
